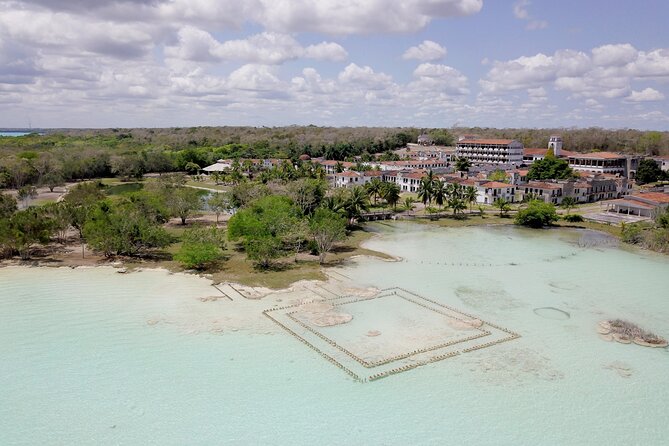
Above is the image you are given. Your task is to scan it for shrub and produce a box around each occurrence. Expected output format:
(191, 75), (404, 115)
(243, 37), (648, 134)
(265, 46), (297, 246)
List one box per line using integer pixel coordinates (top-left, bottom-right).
(515, 200), (559, 228)
(563, 214), (584, 222)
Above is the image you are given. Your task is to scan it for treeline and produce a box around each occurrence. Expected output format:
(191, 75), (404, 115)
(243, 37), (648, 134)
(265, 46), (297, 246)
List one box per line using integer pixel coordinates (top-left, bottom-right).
(453, 127), (668, 155)
(2, 125), (668, 190)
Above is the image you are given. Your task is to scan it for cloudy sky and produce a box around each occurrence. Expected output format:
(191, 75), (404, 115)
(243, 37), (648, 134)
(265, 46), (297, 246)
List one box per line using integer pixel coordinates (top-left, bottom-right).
(1, 0), (668, 129)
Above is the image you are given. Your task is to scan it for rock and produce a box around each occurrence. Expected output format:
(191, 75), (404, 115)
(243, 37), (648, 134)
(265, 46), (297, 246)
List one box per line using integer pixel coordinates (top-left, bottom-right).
(311, 312), (353, 327)
(366, 330), (381, 337)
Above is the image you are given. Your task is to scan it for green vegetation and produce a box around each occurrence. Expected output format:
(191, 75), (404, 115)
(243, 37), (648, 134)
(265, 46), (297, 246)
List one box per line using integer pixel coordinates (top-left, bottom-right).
(83, 199), (172, 257)
(562, 214), (584, 223)
(527, 156), (574, 180)
(174, 226), (226, 270)
(635, 159), (666, 185)
(514, 200), (559, 228)
(487, 170), (508, 182)
(621, 207), (669, 253)
(310, 208), (347, 264)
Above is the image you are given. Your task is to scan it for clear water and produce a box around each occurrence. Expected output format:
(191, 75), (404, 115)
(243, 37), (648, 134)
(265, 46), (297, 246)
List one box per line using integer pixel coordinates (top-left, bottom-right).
(1, 223), (668, 445)
(0, 131), (32, 137)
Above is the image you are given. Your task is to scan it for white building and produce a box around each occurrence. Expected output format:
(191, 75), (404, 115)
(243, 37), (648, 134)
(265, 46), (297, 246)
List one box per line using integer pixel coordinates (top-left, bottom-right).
(456, 138), (524, 165)
(476, 181), (516, 204)
(202, 159), (232, 173)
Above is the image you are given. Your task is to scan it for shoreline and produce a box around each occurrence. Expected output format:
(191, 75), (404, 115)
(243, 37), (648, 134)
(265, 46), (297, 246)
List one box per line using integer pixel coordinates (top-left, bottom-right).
(0, 218), (643, 291)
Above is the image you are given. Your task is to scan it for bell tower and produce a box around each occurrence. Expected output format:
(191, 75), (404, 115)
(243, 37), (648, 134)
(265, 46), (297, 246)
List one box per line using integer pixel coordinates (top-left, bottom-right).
(548, 135), (562, 157)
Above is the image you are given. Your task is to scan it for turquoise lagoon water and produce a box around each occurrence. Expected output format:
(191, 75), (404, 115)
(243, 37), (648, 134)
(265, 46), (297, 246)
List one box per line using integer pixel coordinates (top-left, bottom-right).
(0, 131), (32, 137)
(1, 223), (669, 445)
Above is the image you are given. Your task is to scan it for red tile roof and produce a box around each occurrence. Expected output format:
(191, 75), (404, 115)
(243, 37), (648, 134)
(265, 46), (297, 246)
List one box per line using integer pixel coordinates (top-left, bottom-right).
(457, 139), (517, 145)
(481, 181), (513, 188)
(335, 171), (360, 178)
(568, 151), (625, 160)
(526, 182), (562, 190)
(524, 148), (547, 156)
(633, 192), (669, 204)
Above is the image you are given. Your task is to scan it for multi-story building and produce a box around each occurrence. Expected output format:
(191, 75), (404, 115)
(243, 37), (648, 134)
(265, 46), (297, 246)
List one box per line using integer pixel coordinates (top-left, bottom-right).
(567, 152), (640, 178)
(476, 181), (516, 204)
(456, 138), (524, 165)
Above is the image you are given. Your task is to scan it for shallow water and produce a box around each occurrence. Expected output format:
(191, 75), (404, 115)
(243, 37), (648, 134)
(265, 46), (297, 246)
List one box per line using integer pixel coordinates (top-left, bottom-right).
(1, 223), (668, 445)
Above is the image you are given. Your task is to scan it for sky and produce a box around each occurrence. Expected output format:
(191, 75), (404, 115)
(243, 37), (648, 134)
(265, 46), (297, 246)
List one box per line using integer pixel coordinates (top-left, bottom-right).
(1, 0), (669, 130)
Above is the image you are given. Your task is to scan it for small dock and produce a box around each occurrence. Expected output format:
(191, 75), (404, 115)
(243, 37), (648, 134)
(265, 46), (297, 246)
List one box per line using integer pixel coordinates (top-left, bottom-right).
(360, 211), (395, 221)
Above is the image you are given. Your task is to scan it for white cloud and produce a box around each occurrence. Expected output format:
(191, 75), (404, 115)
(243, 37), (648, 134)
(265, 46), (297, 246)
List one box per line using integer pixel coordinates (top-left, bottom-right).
(165, 29), (347, 64)
(303, 42), (348, 62)
(403, 40), (447, 62)
(591, 43), (638, 67)
(513, 0), (548, 31)
(625, 88), (665, 102)
(409, 63), (469, 94)
(481, 44), (669, 100)
(338, 63), (393, 90)
(227, 64), (282, 91)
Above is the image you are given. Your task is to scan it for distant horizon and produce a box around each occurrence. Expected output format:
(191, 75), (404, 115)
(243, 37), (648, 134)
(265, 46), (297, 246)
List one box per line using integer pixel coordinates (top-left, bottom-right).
(2, 124), (668, 133)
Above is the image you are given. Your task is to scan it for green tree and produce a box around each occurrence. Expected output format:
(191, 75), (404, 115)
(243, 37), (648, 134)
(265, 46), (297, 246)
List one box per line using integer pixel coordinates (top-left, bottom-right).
(42, 202), (70, 243)
(464, 185), (478, 212)
(381, 182), (401, 209)
(417, 178), (433, 206)
(487, 170), (508, 182)
(17, 186), (38, 208)
(635, 159), (663, 185)
(432, 179), (447, 209)
(455, 157), (471, 173)
(245, 235), (283, 269)
(184, 162), (201, 175)
(287, 178), (325, 215)
(42, 170), (65, 192)
(208, 192), (231, 224)
(560, 197), (577, 214)
(1, 207), (54, 259)
(493, 198), (511, 217)
(174, 226), (226, 270)
(310, 208), (347, 264)
(364, 178), (383, 205)
(341, 186), (369, 224)
(428, 129), (454, 146)
(0, 193), (17, 219)
(110, 155), (145, 180)
(403, 196), (415, 211)
(83, 200), (171, 257)
(167, 187), (203, 225)
(515, 200), (559, 228)
(527, 157), (574, 180)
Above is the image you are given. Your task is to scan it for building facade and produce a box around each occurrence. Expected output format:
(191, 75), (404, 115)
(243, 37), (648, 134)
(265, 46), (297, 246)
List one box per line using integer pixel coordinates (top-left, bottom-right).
(456, 138), (524, 165)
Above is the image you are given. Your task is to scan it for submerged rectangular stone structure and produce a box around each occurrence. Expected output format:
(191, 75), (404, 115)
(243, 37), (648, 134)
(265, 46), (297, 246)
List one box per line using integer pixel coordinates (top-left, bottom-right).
(264, 287), (519, 382)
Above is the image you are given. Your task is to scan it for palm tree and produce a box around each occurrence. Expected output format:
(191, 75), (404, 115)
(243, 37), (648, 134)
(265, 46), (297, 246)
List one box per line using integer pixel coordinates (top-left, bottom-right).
(431, 179), (447, 209)
(365, 178), (383, 205)
(455, 157), (471, 173)
(446, 182), (462, 201)
(561, 197), (577, 214)
(403, 197), (415, 212)
(464, 185), (478, 213)
(494, 198), (511, 217)
(448, 196), (467, 216)
(417, 178), (433, 206)
(342, 186), (369, 224)
(335, 161), (344, 173)
(381, 182), (401, 210)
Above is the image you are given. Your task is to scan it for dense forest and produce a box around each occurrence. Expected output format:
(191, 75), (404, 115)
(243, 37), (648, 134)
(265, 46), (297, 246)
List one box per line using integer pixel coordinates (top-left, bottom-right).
(1, 126), (667, 189)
